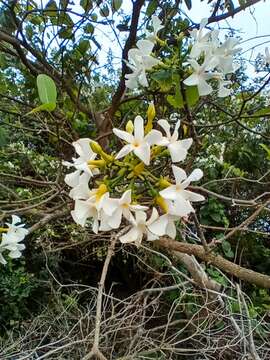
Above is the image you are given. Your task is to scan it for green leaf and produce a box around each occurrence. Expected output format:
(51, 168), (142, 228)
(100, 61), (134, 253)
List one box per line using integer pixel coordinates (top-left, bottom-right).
(260, 143), (270, 160)
(252, 107), (270, 116)
(112, 0), (122, 12)
(84, 23), (94, 34)
(37, 74), (57, 105)
(185, 86), (199, 107)
(222, 240), (234, 259)
(146, 0), (158, 16)
(26, 103), (56, 115)
(78, 39), (90, 54)
(45, 0), (58, 17)
(0, 127), (7, 147)
(152, 70), (173, 92)
(210, 213), (221, 223)
(184, 0), (192, 10)
(167, 84), (184, 109)
(58, 27), (73, 39)
(80, 0), (93, 12)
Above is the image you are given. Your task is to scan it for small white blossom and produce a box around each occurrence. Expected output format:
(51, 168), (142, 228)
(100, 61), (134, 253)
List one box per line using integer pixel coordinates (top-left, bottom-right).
(71, 189), (112, 232)
(160, 166), (205, 211)
(184, 58), (221, 96)
(0, 215), (28, 265)
(63, 138), (98, 188)
(211, 38), (241, 74)
(157, 119), (193, 162)
(113, 115), (162, 165)
(189, 18), (213, 59)
(125, 40), (159, 89)
(147, 15), (164, 43)
(119, 208), (162, 245)
(102, 190), (148, 229)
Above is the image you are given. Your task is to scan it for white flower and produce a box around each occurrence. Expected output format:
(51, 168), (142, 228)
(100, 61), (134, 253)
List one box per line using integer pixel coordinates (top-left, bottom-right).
(63, 138), (98, 188)
(69, 172), (91, 200)
(147, 15), (164, 43)
(183, 58), (221, 96)
(102, 190), (148, 229)
(71, 189), (112, 233)
(189, 18), (213, 59)
(113, 115), (162, 165)
(125, 40), (159, 89)
(0, 215), (28, 265)
(149, 197), (194, 239)
(212, 38), (241, 74)
(157, 119), (193, 162)
(71, 197), (100, 232)
(119, 208), (162, 245)
(148, 212), (178, 239)
(160, 165), (205, 210)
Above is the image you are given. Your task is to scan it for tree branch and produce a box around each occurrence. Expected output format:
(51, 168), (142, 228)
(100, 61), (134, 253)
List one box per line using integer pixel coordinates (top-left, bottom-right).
(157, 237), (270, 289)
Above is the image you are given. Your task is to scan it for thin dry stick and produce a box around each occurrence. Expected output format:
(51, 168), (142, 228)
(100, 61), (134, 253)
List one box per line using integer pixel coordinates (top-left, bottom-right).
(82, 227), (130, 360)
(223, 198), (270, 241)
(192, 213), (210, 252)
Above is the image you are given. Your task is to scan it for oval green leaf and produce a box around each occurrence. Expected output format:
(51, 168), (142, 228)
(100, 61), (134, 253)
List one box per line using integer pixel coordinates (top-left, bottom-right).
(37, 74), (57, 105)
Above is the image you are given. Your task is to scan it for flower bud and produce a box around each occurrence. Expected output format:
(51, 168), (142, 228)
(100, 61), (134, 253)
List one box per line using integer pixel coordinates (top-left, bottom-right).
(96, 183), (108, 201)
(133, 162), (145, 176)
(88, 159), (106, 168)
(158, 177), (171, 189)
(125, 120), (134, 134)
(155, 195), (168, 213)
(90, 141), (103, 155)
(145, 102), (155, 134)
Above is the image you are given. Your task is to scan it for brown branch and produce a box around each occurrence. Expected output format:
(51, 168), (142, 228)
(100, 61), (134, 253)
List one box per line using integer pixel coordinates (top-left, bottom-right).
(207, 0), (261, 24)
(157, 237), (270, 289)
(82, 227), (130, 360)
(108, 0), (145, 120)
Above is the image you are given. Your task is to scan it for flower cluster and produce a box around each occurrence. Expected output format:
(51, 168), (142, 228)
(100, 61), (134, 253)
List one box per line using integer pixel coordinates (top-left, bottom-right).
(184, 18), (241, 97)
(64, 105), (205, 246)
(0, 215), (28, 265)
(125, 16), (163, 89)
(125, 16), (241, 98)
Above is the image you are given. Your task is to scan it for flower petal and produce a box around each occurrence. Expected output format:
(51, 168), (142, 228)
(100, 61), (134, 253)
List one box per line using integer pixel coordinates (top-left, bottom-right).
(100, 194), (119, 216)
(182, 190), (205, 202)
(65, 170), (80, 187)
(108, 207), (123, 229)
(172, 165), (187, 183)
(158, 119), (171, 138)
(134, 143), (150, 165)
(148, 214), (168, 236)
(197, 79), (212, 96)
(71, 199), (94, 227)
(183, 73), (200, 86)
(166, 220), (177, 239)
(115, 144), (133, 159)
(120, 227), (140, 244)
(73, 138), (93, 159)
(144, 129), (163, 146)
(136, 39), (154, 54)
(113, 128), (133, 143)
(171, 120), (181, 142)
(134, 115), (144, 141)
(168, 142), (188, 163)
